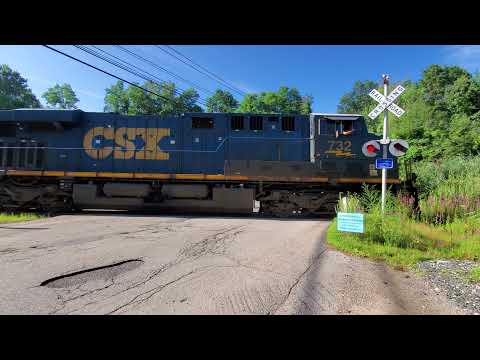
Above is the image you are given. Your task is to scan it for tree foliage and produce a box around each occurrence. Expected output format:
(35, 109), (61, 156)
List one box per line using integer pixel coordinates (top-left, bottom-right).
(206, 89), (239, 113)
(104, 81), (203, 116)
(0, 64), (41, 109)
(237, 86), (312, 115)
(337, 80), (378, 114)
(42, 83), (79, 109)
(338, 65), (480, 162)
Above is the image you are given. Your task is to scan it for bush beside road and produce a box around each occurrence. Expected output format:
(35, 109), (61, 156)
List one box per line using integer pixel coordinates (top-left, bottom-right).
(327, 176), (480, 314)
(0, 213), (42, 224)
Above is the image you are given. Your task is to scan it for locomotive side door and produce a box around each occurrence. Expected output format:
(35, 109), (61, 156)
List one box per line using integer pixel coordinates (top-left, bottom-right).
(182, 114), (226, 175)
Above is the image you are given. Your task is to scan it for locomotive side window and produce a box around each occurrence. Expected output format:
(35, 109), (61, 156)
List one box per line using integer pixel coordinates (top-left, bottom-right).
(192, 117), (214, 129)
(250, 116), (263, 131)
(338, 120), (354, 136)
(319, 119), (335, 135)
(231, 116), (244, 130)
(281, 116), (295, 131)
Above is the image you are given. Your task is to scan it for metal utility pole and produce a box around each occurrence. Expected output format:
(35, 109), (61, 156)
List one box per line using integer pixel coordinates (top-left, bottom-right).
(381, 74), (389, 215)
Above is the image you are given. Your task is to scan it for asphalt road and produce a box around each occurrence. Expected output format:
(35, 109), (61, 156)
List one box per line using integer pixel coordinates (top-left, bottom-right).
(0, 212), (463, 314)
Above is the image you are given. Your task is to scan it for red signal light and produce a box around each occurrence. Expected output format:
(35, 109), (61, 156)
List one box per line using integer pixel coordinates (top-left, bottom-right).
(367, 144), (377, 153)
(394, 143), (407, 152)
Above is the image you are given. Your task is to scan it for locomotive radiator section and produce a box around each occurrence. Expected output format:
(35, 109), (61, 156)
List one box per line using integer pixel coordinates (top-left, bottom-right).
(72, 183), (255, 214)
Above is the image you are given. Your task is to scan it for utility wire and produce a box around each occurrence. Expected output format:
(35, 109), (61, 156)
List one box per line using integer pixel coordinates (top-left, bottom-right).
(86, 45), (185, 97)
(74, 45), (207, 106)
(161, 45), (247, 96)
(43, 45), (172, 103)
(115, 45), (215, 97)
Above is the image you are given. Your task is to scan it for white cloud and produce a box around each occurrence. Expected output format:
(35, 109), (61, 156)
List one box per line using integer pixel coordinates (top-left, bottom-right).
(443, 45), (480, 73)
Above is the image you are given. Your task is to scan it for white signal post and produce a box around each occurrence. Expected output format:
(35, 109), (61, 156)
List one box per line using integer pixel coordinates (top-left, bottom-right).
(367, 76), (407, 216)
(381, 74), (389, 215)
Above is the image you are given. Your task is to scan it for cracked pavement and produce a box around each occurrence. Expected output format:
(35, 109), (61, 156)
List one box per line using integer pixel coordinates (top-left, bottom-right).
(0, 212), (464, 314)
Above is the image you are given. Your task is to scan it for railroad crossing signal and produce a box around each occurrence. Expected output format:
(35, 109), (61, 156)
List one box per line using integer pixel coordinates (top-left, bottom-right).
(389, 139), (409, 157)
(362, 140), (381, 157)
(367, 75), (407, 217)
(362, 139), (409, 157)
(368, 85), (406, 120)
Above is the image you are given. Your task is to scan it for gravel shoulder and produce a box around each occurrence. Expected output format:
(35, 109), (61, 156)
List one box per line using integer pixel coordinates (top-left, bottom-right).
(276, 248), (465, 315)
(417, 260), (480, 315)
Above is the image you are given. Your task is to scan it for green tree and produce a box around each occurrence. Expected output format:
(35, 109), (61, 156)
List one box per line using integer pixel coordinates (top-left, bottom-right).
(42, 83), (79, 109)
(337, 80), (378, 114)
(337, 64), (480, 162)
(419, 65), (470, 109)
(206, 89), (239, 113)
(0, 64), (41, 109)
(104, 80), (203, 116)
(104, 81), (130, 114)
(237, 86), (312, 114)
(445, 112), (480, 157)
(445, 75), (480, 116)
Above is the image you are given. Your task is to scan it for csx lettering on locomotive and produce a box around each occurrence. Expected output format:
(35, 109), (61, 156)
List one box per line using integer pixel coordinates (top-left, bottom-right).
(82, 127), (170, 160)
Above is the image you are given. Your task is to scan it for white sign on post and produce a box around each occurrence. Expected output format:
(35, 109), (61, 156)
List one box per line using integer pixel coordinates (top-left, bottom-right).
(368, 85), (406, 120)
(367, 77), (407, 216)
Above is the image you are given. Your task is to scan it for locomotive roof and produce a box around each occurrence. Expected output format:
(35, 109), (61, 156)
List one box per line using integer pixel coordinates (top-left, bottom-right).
(0, 109), (364, 123)
(312, 113), (364, 121)
(0, 109), (83, 123)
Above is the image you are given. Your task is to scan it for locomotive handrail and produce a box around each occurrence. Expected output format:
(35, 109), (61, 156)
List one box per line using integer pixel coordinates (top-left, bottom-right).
(0, 135), (311, 154)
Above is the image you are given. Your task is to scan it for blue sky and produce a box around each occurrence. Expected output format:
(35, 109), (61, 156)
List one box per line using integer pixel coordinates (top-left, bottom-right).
(1, 45), (479, 113)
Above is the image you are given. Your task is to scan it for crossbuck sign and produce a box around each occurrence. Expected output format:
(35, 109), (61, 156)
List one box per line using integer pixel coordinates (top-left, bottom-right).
(368, 85), (406, 120)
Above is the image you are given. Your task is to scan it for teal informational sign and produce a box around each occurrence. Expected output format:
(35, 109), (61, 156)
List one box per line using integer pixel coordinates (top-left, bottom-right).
(337, 212), (365, 233)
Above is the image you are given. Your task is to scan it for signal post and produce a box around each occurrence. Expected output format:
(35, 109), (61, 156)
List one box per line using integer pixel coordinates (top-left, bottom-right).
(364, 74), (408, 216)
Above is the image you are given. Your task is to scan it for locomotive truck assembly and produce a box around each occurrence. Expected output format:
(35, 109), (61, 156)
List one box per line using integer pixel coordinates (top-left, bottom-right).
(0, 109), (400, 217)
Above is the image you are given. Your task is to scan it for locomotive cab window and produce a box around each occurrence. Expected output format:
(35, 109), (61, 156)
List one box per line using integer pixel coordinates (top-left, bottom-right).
(338, 120), (354, 136)
(319, 119), (335, 135)
(250, 116), (263, 131)
(192, 117), (214, 129)
(281, 116), (295, 131)
(339, 120), (353, 135)
(231, 116), (244, 130)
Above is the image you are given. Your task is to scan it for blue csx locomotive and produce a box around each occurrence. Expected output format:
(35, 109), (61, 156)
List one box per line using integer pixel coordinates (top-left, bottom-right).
(0, 109), (399, 216)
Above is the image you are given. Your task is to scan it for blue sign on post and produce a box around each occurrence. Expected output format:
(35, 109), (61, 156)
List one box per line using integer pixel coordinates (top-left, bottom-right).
(337, 212), (364, 233)
(375, 158), (394, 169)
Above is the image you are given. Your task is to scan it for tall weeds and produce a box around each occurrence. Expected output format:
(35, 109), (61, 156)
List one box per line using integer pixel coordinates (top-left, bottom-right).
(415, 157), (480, 224)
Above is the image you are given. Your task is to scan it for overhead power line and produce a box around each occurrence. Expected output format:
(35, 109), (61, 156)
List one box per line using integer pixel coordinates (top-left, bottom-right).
(42, 45), (172, 103)
(115, 45), (215, 97)
(82, 45), (186, 98)
(160, 45), (247, 97)
(74, 45), (207, 107)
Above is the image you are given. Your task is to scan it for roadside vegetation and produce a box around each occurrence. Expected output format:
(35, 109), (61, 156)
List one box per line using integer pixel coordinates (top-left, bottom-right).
(327, 179), (480, 271)
(0, 212), (42, 224)
(467, 267), (480, 284)
(328, 64), (480, 271)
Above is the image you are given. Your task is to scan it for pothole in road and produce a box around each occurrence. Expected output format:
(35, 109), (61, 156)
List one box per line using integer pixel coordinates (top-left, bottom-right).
(40, 259), (144, 288)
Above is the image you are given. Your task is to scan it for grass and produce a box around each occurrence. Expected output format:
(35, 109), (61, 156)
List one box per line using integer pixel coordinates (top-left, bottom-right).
(414, 157), (480, 224)
(0, 212), (42, 224)
(327, 217), (480, 271)
(467, 267), (480, 284)
(327, 184), (480, 271)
